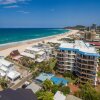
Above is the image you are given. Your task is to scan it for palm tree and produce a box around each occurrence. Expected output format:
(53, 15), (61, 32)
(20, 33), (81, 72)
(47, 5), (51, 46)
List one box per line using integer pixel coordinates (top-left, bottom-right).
(42, 79), (53, 91)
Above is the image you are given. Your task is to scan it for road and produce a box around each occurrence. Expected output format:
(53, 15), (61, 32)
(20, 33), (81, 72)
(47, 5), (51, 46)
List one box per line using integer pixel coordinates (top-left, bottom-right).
(11, 68), (38, 90)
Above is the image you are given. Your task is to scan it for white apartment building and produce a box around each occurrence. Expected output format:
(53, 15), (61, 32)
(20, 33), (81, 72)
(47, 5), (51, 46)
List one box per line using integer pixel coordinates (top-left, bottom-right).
(57, 40), (100, 85)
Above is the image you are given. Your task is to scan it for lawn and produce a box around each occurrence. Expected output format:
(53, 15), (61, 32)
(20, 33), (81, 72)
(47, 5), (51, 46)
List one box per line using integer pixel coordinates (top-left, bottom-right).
(65, 77), (75, 83)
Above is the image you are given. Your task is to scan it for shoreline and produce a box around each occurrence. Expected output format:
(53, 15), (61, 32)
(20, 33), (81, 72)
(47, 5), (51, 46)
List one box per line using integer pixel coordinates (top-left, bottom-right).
(0, 29), (71, 50)
(0, 30), (71, 50)
(0, 29), (79, 57)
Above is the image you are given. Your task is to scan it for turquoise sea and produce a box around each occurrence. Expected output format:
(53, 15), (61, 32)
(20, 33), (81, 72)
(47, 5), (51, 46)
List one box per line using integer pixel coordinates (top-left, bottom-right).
(0, 28), (69, 45)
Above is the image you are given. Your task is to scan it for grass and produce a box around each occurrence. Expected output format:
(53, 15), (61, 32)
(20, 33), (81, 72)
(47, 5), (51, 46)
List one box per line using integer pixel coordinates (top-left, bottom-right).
(65, 77), (75, 83)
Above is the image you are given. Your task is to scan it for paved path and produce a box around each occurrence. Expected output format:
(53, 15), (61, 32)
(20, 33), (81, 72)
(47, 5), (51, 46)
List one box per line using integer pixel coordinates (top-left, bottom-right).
(11, 73), (32, 90)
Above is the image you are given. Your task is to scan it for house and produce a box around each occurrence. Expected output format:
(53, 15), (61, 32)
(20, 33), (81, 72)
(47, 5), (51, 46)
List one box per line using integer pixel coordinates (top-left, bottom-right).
(0, 59), (21, 81)
(0, 59), (13, 68)
(7, 70), (21, 81)
(26, 82), (41, 93)
(21, 43), (53, 62)
(0, 59), (14, 77)
(66, 95), (82, 100)
(36, 73), (54, 82)
(9, 50), (22, 61)
(54, 91), (66, 100)
(0, 88), (37, 100)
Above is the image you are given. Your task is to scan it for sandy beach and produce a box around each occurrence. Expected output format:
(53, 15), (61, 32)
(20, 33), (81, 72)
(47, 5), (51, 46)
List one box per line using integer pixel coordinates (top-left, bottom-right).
(0, 30), (79, 57)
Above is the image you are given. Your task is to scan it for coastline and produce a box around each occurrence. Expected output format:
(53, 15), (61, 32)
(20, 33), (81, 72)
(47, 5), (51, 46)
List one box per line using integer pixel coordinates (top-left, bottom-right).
(0, 29), (79, 57)
(0, 29), (71, 50)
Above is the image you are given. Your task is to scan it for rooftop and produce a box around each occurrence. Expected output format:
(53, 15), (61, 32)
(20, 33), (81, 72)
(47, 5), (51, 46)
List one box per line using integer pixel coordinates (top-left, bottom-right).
(89, 42), (100, 46)
(26, 82), (41, 93)
(36, 73), (54, 82)
(59, 40), (100, 57)
(0, 59), (13, 67)
(26, 47), (41, 52)
(66, 95), (82, 100)
(37, 51), (45, 55)
(0, 70), (6, 77)
(54, 91), (66, 100)
(0, 88), (37, 100)
(21, 52), (35, 59)
(7, 70), (20, 80)
(51, 76), (68, 85)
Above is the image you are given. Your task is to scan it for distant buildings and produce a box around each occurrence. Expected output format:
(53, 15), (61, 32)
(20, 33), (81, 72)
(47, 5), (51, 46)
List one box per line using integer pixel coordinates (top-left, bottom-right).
(83, 30), (96, 41)
(91, 24), (97, 31)
(57, 40), (100, 85)
(64, 24), (100, 41)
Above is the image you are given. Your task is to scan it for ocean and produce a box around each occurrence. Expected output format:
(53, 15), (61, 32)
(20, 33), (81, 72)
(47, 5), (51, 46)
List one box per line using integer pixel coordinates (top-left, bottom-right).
(0, 28), (69, 45)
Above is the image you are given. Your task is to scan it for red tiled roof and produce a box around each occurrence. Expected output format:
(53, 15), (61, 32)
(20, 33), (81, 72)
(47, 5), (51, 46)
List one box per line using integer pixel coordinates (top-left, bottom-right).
(89, 42), (100, 46)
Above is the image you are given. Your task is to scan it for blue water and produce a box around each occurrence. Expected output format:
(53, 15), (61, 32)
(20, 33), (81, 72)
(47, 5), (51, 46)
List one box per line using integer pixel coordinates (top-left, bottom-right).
(0, 28), (69, 45)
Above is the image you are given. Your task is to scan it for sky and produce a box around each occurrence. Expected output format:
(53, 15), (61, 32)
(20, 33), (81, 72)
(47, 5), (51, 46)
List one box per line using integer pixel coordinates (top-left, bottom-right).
(0, 0), (100, 28)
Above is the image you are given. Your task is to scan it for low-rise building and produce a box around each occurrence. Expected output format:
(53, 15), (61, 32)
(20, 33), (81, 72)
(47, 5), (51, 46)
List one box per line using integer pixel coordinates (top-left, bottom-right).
(66, 95), (82, 100)
(26, 82), (41, 93)
(54, 91), (66, 100)
(0, 58), (21, 81)
(21, 43), (52, 62)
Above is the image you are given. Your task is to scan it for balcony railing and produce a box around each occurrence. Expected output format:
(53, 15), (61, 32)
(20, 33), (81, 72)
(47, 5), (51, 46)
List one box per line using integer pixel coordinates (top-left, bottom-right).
(77, 56), (97, 61)
(76, 65), (96, 71)
(76, 61), (97, 67)
(76, 69), (96, 75)
(78, 75), (95, 81)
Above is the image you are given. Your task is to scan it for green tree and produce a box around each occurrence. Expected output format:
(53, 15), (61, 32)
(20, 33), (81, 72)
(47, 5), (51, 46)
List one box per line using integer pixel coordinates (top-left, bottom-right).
(43, 79), (53, 91)
(36, 91), (54, 100)
(74, 82), (100, 100)
(97, 71), (100, 77)
(59, 86), (70, 95)
(63, 71), (75, 80)
(51, 84), (59, 94)
(0, 78), (8, 89)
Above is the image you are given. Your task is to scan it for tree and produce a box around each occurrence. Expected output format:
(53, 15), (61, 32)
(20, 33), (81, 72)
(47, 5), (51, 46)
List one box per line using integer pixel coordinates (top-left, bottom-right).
(63, 71), (75, 79)
(36, 91), (54, 100)
(0, 78), (8, 89)
(59, 86), (70, 95)
(74, 82), (100, 100)
(35, 58), (57, 73)
(42, 79), (53, 91)
(97, 71), (100, 77)
(51, 84), (59, 94)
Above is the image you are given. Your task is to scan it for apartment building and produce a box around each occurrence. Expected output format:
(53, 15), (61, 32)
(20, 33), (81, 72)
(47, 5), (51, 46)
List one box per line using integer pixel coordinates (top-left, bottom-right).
(57, 40), (100, 85)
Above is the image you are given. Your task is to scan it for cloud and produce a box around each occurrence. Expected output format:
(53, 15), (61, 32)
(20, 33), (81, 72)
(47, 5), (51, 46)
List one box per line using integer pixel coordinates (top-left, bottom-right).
(0, 0), (17, 5)
(0, 0), (31, 5)
(4, 5), (19, 8)
(17, 10), (30, 14)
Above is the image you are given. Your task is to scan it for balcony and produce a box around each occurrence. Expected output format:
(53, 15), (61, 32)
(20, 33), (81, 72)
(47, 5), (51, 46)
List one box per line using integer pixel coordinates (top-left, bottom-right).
(58, 69), (65, 73)
(78, 75), (95, 81)
(76, 61), (97, 67)
(76, 69), (96, 76)
(77, 56), (97, 61)
(76, 65), (96, 71)
(81, 71), (96, 76)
